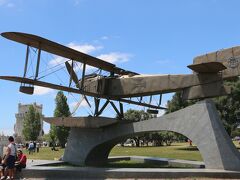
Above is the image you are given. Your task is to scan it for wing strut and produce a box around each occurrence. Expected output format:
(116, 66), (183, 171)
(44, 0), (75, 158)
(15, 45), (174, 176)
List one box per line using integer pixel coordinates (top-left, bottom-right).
(95, 100), (110, 117)
(81, 63), (86, 89)
(35, 47), (41, 80)
(110, 101), (122, 119)
(158, 94), (162, 107)
(20, 45), (34, 95)
(68, 60), (74, 87)
(23, 45), (29, 78)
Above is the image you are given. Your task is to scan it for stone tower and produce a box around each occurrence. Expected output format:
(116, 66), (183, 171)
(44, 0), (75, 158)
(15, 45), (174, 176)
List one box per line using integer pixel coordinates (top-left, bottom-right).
(14, 102), (44, 141)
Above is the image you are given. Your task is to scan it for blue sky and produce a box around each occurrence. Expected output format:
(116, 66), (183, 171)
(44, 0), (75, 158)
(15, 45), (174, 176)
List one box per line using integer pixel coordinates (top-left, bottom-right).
(0, 0), (240, 135)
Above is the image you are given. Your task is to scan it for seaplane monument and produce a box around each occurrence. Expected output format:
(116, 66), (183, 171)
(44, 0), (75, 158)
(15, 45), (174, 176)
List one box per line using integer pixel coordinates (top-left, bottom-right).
(1, 32), (240, 170)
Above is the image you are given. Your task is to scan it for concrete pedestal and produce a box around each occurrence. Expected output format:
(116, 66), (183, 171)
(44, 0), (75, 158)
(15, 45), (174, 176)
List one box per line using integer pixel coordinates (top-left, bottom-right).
(63, 100), (240, 171)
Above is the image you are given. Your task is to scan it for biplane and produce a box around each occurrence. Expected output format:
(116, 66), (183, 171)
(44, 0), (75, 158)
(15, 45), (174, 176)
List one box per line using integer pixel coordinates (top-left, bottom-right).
(0, 32), (240, 127)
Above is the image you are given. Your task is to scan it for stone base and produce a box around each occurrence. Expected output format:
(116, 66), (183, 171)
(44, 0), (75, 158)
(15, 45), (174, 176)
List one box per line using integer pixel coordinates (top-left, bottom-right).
(20, 166), (240, 179)
(63, 100), (240, 171)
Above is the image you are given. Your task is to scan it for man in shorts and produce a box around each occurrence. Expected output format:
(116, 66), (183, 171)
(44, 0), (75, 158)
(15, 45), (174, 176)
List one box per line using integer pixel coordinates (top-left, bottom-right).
(2, 136), (17, 180)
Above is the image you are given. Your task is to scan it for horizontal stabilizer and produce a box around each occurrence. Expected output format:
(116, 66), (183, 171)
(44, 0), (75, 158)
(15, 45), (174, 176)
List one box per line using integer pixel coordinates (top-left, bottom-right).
(43, 116), (118, 128)
(187, 62), (226, 73)
(182, 82), (231, 100)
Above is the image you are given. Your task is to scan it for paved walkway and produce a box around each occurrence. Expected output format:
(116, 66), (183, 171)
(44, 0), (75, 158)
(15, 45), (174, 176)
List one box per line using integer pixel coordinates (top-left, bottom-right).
(16, 158), (240, 179)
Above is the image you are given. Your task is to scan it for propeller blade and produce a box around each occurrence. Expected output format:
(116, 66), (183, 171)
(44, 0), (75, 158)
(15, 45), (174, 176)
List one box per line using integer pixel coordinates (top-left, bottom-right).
(65, 61), (79, 88)
(66, 61), (91, 108)
(71, 95), (85, 116)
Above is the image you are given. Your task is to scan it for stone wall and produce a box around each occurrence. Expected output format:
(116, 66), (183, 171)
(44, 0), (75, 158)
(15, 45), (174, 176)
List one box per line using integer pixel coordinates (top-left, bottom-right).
(0, 135), (8, 156)
(14, 102), (44, 141)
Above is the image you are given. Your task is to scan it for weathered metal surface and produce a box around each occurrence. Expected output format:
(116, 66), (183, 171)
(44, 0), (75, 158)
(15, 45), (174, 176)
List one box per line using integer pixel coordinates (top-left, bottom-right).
(43, 116), (118, 128)
(193, 46), (240, 64)
(187, 62), (226, 73)
(182, 82), (231, 100)
(19, 86), (34, 95)
(2, 32), (240, 101)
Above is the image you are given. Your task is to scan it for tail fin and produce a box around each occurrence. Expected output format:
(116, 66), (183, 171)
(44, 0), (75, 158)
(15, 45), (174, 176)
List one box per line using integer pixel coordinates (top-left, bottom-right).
(189, 46), (240, 76)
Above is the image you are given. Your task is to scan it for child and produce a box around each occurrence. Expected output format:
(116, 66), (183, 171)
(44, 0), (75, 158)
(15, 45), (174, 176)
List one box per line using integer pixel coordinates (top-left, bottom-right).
(0, 155), (6, 180)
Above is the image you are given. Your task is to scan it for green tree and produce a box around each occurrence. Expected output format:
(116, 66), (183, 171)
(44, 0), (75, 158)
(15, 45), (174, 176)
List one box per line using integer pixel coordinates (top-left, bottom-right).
(51, 91), (71, 148)
(165, 79), (240, 137)
(124, 109), (151, 122)
(22, 105), (41, 141)
(124, 109), (152, 147)
(214, 79), (240, 136)
(151, 132), (164, 146)
(165, 91), (191, 114)
(162, 131), (175, 146)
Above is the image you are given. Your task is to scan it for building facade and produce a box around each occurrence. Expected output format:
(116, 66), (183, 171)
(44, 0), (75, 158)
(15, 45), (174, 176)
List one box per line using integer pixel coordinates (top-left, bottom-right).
(0, 135), (8, 156)
(14, 102), (44, 141)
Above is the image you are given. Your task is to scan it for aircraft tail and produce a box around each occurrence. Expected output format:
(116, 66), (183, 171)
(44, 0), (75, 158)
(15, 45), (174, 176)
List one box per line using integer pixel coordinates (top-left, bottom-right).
(189, 46), (240, 79)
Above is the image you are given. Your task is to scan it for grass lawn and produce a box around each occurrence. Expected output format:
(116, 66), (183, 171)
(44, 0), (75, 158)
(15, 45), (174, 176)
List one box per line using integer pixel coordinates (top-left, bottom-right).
(110, 142), (202, 161)
(22, 147), (65, 160)
(23, 142), (202, 161)
(22, 141), (240, 162)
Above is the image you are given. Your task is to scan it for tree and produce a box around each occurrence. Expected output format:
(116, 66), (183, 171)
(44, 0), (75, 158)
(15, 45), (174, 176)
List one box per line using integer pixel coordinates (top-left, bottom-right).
(214, 79), (240, 136)
(165, 78), (240, 137)
(51, 91), (71, 148)
(124, 109), (151, 122)
(123, 109), (152, 147)
(22, 105), (41, 141)
(165, 91), (194, 114)
(151, 132), (165, 146)
(162, 131), (175, 146)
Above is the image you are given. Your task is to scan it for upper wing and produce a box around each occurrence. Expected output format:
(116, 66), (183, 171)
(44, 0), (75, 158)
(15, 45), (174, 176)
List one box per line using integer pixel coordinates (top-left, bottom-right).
(187, 62), (227, 73)
(1, 32), (138, 75)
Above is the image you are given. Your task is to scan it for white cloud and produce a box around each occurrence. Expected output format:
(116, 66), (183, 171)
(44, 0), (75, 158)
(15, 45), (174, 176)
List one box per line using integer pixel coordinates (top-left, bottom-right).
(68, 42), (102, 54)
(101, 36), (109, 40)
(48, 56), (67, 66)
(33, 86), (54, 95)
(0, 0), (7, 6)
(97, 52), (131, 64)
(6, 2), (14, 7)
(47, 42), (132, 76)
(0, 0), (14, 7)
(74, 0), (80, 6)
(70, 97), (92, 114)
(48, 42), (102, 67)
(0, 128), (14, 136)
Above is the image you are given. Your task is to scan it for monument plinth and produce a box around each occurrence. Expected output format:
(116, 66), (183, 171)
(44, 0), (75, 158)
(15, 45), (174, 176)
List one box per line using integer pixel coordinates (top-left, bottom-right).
(59, 100), (240, 171)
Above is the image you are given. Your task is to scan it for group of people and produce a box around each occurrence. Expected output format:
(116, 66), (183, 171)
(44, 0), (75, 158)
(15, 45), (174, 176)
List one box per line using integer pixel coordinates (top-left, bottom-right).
(26, 141), (40, 154)
(0, 136), (27, 180)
